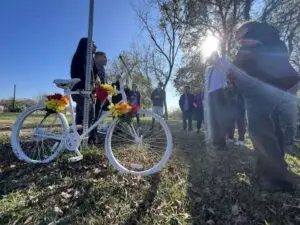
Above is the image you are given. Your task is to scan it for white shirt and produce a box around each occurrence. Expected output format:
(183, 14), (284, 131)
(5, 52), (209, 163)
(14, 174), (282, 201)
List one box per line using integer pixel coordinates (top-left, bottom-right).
(206, 57), (230, 93)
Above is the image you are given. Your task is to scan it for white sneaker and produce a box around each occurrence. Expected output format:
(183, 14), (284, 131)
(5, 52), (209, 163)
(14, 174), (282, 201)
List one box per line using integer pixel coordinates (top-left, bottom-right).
(235, 141), (245, 146)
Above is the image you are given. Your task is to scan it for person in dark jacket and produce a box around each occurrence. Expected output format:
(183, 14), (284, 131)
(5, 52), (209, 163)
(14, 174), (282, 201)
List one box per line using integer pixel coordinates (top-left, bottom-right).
(70, 37), (98, 127)
(111, 75), (131, 104)
(129, 84), (141, 125)
(193, 89), (204, 133)
(94, 51), (107, 84)
(231, 21), (300, 192)
(91, 51), (108, 142)
(151, 82), (166, 128)
(179, 86), (194, 131)
(226, 85), (246, 146)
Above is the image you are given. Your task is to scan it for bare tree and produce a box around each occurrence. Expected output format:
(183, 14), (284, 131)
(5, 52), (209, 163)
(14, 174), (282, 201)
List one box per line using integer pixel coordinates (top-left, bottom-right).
(135, 0), (188, 119)
(260, 0), (300, 71)
(106, 46), (154, 108)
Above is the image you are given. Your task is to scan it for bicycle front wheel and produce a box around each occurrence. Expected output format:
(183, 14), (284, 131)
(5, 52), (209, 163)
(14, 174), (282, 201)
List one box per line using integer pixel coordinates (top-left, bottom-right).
(11, 104), (69, 163)
(105, 109), (173, 175)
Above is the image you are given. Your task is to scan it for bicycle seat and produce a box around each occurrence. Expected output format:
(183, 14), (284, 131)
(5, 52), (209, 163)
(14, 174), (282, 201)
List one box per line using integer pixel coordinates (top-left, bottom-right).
(53, 78), (81, 89)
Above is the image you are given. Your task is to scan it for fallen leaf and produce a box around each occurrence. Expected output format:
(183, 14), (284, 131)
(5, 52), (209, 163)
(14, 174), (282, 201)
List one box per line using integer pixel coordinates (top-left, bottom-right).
(207, 207), (215, 215)
(61, 192), (72, 199)
(93, 168), (101, 174)
(232, 204), (239, 216)
(206, 219), (214, 225)
(54, 206), (63, 215)
(47, 185), (55, 190)
(24, 216), (33, 224)
(268, 207), (276, 215)
(67, 188), (74, 193)
(74, 190), (80, 198)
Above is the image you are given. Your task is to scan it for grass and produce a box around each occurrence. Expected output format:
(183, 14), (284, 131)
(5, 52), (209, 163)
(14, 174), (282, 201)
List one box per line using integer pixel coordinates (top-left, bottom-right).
(0, 119), (300, 224)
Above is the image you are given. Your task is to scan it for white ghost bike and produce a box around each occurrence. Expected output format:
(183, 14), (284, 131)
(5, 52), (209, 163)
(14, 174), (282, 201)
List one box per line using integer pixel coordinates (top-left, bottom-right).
(10, 76), (173, 175)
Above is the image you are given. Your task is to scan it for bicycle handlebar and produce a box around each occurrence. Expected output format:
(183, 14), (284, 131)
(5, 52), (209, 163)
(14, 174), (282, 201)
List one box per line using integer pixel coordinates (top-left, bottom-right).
(69, 77), (127, 103)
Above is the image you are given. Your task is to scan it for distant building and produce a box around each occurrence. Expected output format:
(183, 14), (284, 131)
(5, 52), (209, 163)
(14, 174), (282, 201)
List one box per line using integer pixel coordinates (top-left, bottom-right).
(0, 105), (5, 113)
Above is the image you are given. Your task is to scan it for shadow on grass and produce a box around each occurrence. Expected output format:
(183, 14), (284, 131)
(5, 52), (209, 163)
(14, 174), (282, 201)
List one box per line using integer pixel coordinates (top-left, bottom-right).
(170, 122), (300, 225)
(0, 132), (162, 224)
(122, 174), (160, 225)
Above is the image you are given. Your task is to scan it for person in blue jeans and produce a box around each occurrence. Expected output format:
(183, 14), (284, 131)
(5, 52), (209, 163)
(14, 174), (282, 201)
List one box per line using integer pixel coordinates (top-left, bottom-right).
(179, 86), (194, 131)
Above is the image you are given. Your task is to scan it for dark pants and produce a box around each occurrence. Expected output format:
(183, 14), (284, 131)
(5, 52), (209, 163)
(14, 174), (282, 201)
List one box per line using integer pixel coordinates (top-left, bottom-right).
(136, 114), (140, 125)
(228, 107), (246, 141)
(273, 112), (285, 157)
(72, 94), (94, 126)
(247, 104), (288, 180)
(182, 110), (192, 131)
(91, 99), (110, 137)
(233, 65), (293, 182)
(208, 89), (234, 149)
(195, 107), (204, 130)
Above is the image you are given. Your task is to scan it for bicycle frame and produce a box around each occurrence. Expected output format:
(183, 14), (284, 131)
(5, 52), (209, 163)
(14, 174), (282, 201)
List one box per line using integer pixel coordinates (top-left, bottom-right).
(64, 77), (128, 141)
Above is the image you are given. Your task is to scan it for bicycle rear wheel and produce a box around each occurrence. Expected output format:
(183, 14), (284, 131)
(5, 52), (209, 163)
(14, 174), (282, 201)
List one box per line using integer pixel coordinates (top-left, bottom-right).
(11, 104), (69, 163)
(105, 109), (173, 175)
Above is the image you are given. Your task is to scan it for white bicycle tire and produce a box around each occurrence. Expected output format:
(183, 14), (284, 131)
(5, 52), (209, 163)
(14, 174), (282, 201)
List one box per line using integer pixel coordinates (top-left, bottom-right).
(105, 109), (173, 176)
(11, 103), (69, 163)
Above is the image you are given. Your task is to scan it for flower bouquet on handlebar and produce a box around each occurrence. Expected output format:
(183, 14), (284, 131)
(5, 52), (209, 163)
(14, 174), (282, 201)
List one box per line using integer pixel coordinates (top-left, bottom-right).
(95, 82), (139, 123)
(45, 93), (69, 113)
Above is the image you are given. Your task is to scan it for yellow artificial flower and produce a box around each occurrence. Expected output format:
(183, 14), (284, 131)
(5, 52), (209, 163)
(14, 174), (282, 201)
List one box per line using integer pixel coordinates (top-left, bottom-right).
(100, 84), (117, 96)
(46, 99), (67, 112)
(61, 96), (69, 105)
(108, 102), (132, 118)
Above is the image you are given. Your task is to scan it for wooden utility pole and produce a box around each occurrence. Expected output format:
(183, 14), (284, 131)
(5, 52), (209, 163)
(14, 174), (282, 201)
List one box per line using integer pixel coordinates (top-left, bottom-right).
(12, 84), (16, 109)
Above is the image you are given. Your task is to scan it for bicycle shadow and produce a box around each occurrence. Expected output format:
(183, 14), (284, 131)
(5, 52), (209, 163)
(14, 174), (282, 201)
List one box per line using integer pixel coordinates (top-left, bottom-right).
(0, 129), (162, 224)
(0, 141), (111, 198)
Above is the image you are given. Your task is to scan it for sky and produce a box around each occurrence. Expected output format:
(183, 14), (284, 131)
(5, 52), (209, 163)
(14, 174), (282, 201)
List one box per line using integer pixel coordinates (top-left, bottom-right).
(0, 0), (180, 111)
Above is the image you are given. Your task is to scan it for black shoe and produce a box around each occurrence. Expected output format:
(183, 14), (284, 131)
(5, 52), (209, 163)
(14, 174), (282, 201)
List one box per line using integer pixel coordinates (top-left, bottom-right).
(88, 136), (96, 145)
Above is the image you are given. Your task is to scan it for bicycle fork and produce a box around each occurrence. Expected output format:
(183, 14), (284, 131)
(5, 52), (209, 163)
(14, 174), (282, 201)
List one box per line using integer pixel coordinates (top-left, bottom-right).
(65, 90), (83, 162)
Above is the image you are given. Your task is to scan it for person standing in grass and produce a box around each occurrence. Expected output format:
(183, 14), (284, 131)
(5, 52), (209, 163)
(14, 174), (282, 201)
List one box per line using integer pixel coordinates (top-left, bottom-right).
(231, 21), (300, 192)
(130, 84), (141, 125)
(70, 38), (98, 129)
(193, 89), (204, 133)
(226, 81), (246, 146)
(151, 81), (166, 127)
(151, 82), (165, 117)
(179, 86), (194, 131)
(91, 51), (108, 143)
(205, 52), (233, 151)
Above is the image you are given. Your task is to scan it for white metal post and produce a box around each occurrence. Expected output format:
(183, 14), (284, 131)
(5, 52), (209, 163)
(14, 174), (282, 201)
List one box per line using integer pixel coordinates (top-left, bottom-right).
(82, 0), (94, 145)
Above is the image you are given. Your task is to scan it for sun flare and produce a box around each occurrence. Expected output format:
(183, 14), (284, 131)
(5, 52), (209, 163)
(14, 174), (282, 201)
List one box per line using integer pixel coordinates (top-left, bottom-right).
(201, 35), (219, 60)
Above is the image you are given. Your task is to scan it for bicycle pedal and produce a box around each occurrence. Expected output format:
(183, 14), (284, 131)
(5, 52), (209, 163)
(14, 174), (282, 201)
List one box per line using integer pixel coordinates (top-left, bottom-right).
(68, 155), (83, 163)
